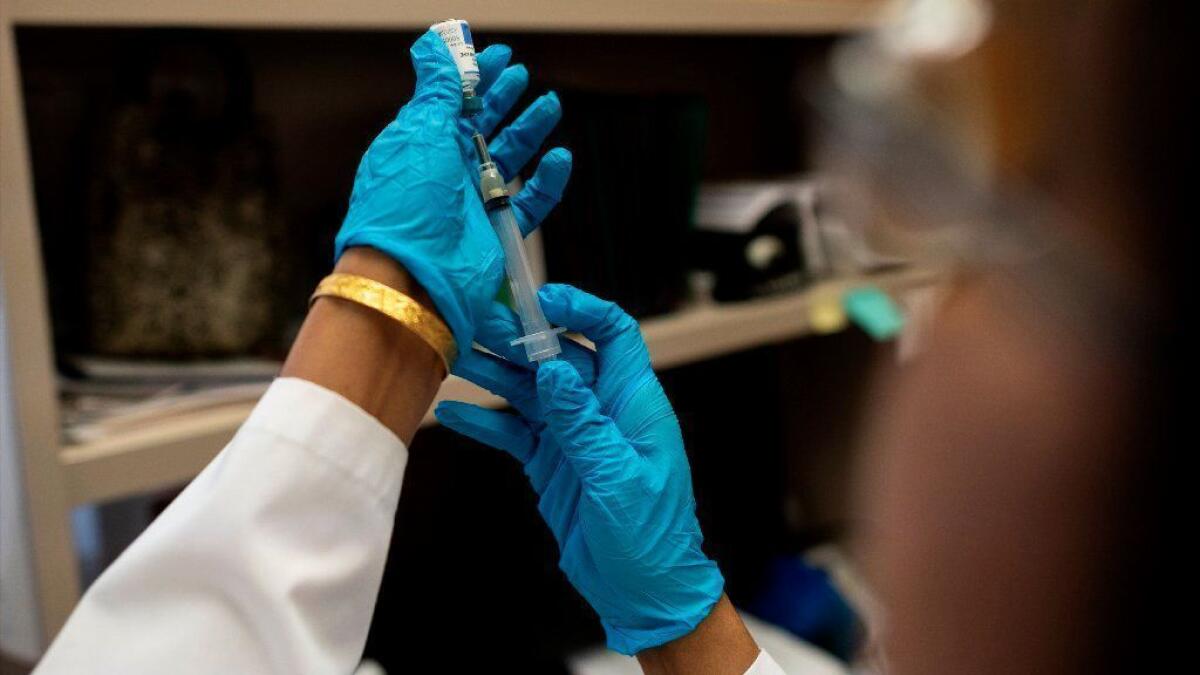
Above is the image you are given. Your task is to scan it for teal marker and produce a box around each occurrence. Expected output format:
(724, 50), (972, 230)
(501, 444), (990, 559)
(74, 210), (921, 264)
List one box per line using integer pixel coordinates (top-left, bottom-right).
(843, 286), (905, 341)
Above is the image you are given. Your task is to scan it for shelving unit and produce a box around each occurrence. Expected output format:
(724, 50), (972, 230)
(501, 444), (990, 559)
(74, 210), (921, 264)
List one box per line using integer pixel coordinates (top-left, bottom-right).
(2, 0), (896, 650)
(57, 266), (938, 508)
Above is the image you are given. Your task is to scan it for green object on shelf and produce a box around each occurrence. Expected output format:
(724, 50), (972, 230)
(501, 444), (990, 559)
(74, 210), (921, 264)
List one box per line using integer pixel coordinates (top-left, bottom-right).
(844, 286), (905, 341)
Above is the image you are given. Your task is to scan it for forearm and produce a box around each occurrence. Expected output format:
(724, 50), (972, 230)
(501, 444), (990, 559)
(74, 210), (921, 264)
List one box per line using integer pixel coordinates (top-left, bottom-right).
(281, 246), (444, 444)
(636, 595), (761, 675)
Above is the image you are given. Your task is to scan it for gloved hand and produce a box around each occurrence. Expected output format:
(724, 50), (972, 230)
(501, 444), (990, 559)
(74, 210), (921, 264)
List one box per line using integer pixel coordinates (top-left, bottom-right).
(335, 30), (572, 354)
(435, 284), (725, 655)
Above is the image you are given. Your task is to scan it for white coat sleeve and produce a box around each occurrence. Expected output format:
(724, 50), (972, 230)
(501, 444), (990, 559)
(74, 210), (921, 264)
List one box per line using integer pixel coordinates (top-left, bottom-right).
(35, 377), (408, 675)
(745, 650), (787, 674)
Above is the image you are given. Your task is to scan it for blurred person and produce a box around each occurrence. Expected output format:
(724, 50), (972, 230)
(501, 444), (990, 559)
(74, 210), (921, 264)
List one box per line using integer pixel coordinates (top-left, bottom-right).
(829, 1), (1180, 673)
(33, 32), (777, 675)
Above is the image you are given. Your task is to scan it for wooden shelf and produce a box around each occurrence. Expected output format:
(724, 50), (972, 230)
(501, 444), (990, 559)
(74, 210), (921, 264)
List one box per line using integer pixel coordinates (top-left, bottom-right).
(57, 376), (503, 506)
(57, 266), (940, 507)
(5, 0), (886, 34)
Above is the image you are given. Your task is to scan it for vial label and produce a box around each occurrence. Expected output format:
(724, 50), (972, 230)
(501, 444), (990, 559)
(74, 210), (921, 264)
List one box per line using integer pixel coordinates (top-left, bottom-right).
(431, 19), (481, 89)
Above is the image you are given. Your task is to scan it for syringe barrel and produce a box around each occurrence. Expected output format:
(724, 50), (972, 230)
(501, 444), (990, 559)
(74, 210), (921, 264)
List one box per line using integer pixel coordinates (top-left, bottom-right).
(486, 203), (562, 362)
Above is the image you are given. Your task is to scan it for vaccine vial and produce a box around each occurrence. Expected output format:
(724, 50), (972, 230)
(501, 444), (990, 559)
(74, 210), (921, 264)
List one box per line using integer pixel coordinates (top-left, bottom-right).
(430, 19), (483, 116)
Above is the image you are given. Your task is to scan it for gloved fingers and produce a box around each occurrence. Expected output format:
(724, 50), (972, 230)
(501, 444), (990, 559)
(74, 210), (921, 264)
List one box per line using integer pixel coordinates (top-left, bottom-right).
(435, 401), (537, 464)
(476, 301), (597, 381)
(536, 360), (642, 486)
(538, 284), (652, 373)
(532, 461), (582, 541)
(474, 44), (513, 97)
(408, 30), (462, 112)
(512, 148), (572, 237)
(453, 347), (540, 420)
(473, 302), (526, 363)
(474, 64), (528, 136)
(489, 91), (562, 179)
(522, 431), (569, 496)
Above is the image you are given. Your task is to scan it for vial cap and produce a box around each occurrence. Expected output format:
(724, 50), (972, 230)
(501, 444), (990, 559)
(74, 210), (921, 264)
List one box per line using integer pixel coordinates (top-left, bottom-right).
(462, 95), (483, 115)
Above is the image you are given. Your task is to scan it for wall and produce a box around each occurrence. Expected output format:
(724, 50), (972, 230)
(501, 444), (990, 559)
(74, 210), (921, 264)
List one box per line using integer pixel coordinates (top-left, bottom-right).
(0, 282), (43, 662)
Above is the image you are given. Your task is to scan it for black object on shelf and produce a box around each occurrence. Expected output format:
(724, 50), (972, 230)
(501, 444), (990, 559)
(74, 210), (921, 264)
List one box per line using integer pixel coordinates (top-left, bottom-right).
(691, 201), (809, 302)
(540, 90), (707, 318)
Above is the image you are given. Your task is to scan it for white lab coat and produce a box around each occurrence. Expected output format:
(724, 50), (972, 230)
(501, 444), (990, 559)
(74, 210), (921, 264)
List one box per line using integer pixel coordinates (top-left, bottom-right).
(35, 378), (783, 674)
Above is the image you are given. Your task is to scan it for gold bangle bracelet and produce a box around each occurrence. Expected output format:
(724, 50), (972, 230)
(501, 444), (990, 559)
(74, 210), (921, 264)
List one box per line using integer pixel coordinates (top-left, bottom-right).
(310, 273), (457, 376)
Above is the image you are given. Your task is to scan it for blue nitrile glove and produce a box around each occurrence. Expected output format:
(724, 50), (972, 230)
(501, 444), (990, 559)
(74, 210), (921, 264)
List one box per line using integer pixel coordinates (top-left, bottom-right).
(435, 284), (725, 655)
(335, 30), (572, 353)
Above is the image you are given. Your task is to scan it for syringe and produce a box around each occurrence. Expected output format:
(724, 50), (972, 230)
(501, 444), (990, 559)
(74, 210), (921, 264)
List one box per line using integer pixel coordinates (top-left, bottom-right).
(472, 132), (565, 363)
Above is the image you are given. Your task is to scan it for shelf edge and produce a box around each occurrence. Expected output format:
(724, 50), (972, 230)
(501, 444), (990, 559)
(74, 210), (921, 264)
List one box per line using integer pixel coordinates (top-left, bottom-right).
(59, 266), (943, 506)
(5, 0), (886, 34)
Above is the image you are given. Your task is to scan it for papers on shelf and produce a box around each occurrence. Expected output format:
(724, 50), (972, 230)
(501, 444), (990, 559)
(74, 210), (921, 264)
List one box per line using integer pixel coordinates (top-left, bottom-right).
(60, 357), (281, 444)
